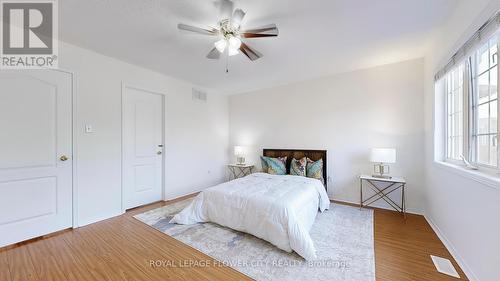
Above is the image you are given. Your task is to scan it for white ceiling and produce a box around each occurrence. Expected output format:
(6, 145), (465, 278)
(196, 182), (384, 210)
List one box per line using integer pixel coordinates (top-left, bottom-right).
(60, 0), (458, 94)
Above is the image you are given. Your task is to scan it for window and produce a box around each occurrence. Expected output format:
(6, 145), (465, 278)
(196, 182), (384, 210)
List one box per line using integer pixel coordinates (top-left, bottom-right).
(445, 64), (464, 161)
(471, 37), (498, 167)
(443, 37), (500, 171)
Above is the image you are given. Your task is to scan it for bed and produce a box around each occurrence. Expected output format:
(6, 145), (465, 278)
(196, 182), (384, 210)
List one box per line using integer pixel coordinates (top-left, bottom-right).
(170, 149), (329, 260)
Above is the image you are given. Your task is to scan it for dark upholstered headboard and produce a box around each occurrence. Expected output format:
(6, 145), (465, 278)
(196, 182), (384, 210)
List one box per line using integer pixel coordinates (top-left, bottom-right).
(263, 149), (327, 189)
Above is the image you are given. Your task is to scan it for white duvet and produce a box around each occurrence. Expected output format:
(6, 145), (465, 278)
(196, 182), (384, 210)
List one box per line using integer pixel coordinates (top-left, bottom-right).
(170, 173), (330, 260)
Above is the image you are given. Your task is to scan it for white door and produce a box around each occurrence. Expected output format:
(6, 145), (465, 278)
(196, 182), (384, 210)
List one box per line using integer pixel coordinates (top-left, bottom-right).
(0, 70), (73, 247)
(122, 86), (163, 210)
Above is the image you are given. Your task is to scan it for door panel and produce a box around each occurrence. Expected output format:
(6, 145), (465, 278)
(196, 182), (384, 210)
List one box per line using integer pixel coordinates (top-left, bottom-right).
(134, 101), (160, 158)
(134, 164), (156, 192)
(0, 70), (73, 247)
(0, 76), (57, 169)
(122, 86), (163, 210)
(0, 177), (57, 225)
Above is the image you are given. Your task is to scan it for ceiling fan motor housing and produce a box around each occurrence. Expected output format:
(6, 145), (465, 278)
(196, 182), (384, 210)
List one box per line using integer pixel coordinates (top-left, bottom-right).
(219, 19), (240, 40)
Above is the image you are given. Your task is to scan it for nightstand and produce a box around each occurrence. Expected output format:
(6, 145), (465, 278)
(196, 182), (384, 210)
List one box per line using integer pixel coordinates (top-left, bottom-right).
(227, 164), (254, 180)
(359, 174), (406, 217)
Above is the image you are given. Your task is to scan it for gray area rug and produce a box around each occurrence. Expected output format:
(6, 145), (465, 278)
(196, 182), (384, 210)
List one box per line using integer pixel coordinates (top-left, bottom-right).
(134, 199), (375, 281)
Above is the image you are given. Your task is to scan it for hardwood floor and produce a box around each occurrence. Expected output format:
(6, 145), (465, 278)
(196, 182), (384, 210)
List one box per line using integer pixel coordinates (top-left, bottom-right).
(374, 209), (467, 281)
(1, 198), (468, 281)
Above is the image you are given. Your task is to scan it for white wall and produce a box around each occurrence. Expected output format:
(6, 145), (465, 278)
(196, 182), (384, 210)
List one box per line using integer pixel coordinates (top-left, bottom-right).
(423, 1), (500, 280)
(58, 41), (229, 227)
(229, 58), (425, 214)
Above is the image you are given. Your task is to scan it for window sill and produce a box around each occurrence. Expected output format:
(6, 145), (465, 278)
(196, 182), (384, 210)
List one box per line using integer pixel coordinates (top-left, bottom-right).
(433, 161), (500, 190)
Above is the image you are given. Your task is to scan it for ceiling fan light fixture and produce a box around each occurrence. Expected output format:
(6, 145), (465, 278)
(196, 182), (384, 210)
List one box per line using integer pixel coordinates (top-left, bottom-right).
(214, 39), (227, 53)
(177, 0), (277, 64)
(228, 36), (241, 49)
(228, 46), (239, 56)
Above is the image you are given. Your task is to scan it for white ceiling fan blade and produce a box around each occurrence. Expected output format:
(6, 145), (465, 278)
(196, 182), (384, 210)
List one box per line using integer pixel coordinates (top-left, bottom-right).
(177, 23), (218, 36)
(207, 47), (221, 59)
(217, 0), (234, 20)
(232, 8), (246, 28)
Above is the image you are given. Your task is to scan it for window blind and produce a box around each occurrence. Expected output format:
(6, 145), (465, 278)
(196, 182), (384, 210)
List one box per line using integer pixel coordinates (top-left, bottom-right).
(434, 9), (500, 81)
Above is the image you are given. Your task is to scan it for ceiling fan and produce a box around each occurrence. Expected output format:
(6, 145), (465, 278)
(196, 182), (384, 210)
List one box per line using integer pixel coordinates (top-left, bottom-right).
(177, 0), (279, 63)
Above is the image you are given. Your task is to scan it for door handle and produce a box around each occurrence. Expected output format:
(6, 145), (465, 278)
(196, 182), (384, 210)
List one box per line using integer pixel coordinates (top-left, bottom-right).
(60, 155), (69, 161)
(157, 151), (162, 155)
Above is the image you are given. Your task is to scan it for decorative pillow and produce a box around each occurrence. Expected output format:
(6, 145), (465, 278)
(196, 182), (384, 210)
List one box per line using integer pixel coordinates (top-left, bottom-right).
(260, 156), (269, 172)
(290, 157), (307, 177)
(306, 158), (324, 183)
(261, 156), (287, 175)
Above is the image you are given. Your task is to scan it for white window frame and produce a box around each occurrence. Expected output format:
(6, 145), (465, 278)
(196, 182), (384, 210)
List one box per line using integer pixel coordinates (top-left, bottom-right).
(444, 64), (466, 165)
(470, 38), (500, 171)
(443, 39), (500, 173)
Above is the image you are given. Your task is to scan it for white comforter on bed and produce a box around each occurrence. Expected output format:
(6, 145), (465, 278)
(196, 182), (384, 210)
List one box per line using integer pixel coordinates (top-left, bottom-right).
(170, 173), (330, 260)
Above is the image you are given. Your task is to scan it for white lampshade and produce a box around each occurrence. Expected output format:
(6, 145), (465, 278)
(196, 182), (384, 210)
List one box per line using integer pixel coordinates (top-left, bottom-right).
(234, 146), (245, 156)
(370, 148), (396, 163)
(214, 39), (227, 53)
(228, 36), (241, 49)
(228, 47), (239, 56)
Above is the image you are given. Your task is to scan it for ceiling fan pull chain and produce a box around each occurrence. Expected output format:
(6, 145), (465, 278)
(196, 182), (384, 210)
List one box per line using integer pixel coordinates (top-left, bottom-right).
(225, 49), (230, 73)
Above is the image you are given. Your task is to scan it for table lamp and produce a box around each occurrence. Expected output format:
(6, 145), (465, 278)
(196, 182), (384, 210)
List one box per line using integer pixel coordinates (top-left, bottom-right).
(234, 146), (245, 165)
(370, 148), (396, 179)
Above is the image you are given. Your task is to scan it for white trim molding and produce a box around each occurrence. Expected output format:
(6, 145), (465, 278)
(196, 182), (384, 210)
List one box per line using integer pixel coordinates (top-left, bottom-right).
(434, 161), (500, 190)
(51, 68), (78, 228)
(329, 198), (424, 216)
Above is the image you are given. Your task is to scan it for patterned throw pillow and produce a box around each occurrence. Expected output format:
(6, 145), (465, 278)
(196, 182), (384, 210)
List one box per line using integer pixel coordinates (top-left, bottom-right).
(290, 157), (307, 177)
(260, 156), (270, 172)
(306, 158), (324, 183)
(261, 156), (287, 175)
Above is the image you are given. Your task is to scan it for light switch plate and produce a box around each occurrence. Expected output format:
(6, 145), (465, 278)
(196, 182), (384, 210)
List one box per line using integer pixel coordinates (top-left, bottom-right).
(85, 124), (93, 133)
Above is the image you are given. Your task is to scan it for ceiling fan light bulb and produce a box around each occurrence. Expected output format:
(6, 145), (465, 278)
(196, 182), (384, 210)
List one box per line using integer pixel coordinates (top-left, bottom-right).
(214, 39), (227, 53)
(228, 46), (239, 56)
(228, 36), (241, 49)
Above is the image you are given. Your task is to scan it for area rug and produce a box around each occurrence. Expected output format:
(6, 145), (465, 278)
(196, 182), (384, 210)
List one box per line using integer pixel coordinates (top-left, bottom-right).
(134, 199), (375, 281)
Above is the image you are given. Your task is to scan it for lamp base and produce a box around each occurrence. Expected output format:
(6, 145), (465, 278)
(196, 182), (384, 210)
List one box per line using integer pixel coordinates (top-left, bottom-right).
(236, 156), (246, 165)
(373, 163), (391, 179)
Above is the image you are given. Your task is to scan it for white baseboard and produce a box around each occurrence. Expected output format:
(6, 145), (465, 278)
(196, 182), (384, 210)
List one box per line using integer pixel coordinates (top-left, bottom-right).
(330, 197), (423, 215)
(164, 189), (203, 202)
(76, 210), (125, 227)
(424, 215), (478, 281)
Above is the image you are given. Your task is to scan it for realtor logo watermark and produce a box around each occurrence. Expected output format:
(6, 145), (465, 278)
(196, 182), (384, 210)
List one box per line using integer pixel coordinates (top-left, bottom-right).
(0, 0), (58, 69)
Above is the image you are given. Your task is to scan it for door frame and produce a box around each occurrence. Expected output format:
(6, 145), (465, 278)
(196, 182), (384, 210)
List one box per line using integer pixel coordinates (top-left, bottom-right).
(120, 83), (166, 213)
(54, 68), (78, 228)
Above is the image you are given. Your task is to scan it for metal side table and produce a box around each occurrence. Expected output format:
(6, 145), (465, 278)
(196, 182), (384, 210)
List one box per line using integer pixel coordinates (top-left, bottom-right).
(228, 164), (254, 180)
(359, 175), (406, 217)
